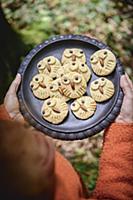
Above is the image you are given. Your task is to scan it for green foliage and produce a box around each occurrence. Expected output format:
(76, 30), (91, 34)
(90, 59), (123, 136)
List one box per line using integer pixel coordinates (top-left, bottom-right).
(1, 0), (133, 72)
(74, 161), (99, 191)
(70, 156), (99, 191)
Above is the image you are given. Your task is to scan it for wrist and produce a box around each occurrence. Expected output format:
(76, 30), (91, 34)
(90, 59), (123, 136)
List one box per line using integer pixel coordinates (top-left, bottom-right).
(0, 105), (11, 120)
(115, 116), (133, 124)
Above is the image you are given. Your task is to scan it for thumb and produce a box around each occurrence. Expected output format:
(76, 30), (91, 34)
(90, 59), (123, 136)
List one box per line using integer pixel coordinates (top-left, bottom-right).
(120, 75), (132, 98)
(7, 74), (21, 95)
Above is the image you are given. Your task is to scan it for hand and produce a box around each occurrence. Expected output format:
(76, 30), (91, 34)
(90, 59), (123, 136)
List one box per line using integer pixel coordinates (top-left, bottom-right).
(4, 74), (25, 123)
(115, 73), (133, 123)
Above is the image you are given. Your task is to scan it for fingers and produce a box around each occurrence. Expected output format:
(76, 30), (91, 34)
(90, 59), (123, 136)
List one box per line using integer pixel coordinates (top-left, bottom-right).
(125, 73), (133, 90)
(7, 74), (21, 95)
(120, 75), (133, 98)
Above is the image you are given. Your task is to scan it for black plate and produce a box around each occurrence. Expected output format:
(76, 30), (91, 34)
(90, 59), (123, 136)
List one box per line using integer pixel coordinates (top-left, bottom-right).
(18, 34), (124, 140)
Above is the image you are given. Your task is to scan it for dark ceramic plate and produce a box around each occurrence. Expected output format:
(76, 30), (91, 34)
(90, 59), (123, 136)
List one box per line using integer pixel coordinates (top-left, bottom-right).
(18, 34), (124, 140)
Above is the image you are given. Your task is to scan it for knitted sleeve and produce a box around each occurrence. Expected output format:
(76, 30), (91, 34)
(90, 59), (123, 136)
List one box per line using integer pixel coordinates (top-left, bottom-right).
(90, 123), (133, 200)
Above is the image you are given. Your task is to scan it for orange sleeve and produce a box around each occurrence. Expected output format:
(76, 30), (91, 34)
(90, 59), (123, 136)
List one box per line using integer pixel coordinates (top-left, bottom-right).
(0, 104), (11, 120)
(90, 123), (133, 200)
(54, 151), (89, 200)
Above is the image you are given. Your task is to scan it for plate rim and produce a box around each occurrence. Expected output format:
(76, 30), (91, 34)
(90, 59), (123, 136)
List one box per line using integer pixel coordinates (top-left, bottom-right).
(18, 34), (124, 140)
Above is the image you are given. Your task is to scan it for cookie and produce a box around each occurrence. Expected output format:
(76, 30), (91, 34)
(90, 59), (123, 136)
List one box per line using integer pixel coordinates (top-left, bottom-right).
(71, 96), (96, 119)
(30, 74), (52, 99)
(60, 72), (87, 99)
(63, 61), (91, 82)
(37, 56), (61, 75)
(90, 49), (116, 76)
(62, 48), (86, 64)
(41, 97), (68, 124)
(49, 78), (70, 102)
(90, 77), (115, 102)
(50, 67), (65, 81)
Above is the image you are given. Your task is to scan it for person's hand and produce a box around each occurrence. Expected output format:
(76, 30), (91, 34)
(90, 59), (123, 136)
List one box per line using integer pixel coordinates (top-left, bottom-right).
(115, 73), (133, 123)
(4, 74), (25, 124)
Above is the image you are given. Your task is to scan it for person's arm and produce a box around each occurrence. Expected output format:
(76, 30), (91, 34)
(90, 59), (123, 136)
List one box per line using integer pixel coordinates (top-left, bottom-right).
(2, 74), (33, 130)
(3, 74), (24, 123)
(90, 74), (133, 200)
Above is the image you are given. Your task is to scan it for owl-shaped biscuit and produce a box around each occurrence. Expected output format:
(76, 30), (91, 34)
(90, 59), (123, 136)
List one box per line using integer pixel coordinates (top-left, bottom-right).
(30, 74), (52, 99)
(50, 67), (65, 82)
(41, 98), (68, 124)
(49, 78), (70, 102)
(62, 48), (86, 64)
(60, 72), (87, 99)
(90, 49), (116, 76)
(63, 61), (91, 82)
(71, 96), (96, 119)
(37, 56), (61, 75)
(90, 77), (115, 102)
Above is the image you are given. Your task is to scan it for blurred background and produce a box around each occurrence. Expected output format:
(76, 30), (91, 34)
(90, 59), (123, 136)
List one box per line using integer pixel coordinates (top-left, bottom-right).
(0, 0), (133, 193)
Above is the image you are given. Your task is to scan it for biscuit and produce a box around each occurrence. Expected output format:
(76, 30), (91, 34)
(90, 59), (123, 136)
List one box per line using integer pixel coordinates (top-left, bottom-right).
(90, 49), (116, 76)
(37, 56), (61, 75)
(63, 61), (91, 82)
(71, 96), (96, 119)
(60, 72), (87, 99)
(49, 78), (70, 102)
(30, 74), (52, 99)
(62, 48), (86, 64)
(90, 77), (115, 102)
(41, 97), (68, 124)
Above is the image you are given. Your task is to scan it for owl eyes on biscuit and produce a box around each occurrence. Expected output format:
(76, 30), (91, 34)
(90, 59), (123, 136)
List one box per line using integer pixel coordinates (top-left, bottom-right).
(46, 99), (56, 107)
(35, 78), (38, 81)
(91, 81), (99, 90)
(75, 50), (85, 58)
(90, 56), (98, 64)
(100, 78), (106, 86)
(42, 109), (51, 117)
(46, 56), (56, 65)
(79, 63), (88, 73)
(52, 76), (57, 80)
(49, 83), (58, 92)
(71, 102), (80, 111)
(30, 84), (34, 88)
(58, 82), (61, 86)
(37, 60), (43, 68)
(99, 51), (108, 59)
(47, 58), (51, 63)
(69, 63), (78, 71)
(30, 83), (37, 90)
(62, 77), (70, 85)
(38, 64), (41, 68)
(33, 75), (43, 83)
(73, 75), (82, 83)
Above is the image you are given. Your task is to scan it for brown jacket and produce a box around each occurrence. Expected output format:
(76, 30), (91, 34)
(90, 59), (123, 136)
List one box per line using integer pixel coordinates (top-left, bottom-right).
(0, 105), (133, 200)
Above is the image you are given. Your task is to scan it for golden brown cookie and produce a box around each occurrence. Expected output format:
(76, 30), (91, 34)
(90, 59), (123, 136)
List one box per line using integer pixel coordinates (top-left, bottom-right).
(49, 78), (70, 102)
(62, 48), (86, 64)
(60, 72), (87, 99)
(90, 49), (116, 76)
(71, 96), (96, 119)
(90, 77), (115, 102)
(41, 97), (68, 124)
(37, 56), (61, 75)
(63, 61), (91, 82)
(30, 74), (52, 99)
(50, 67), (65, 81)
